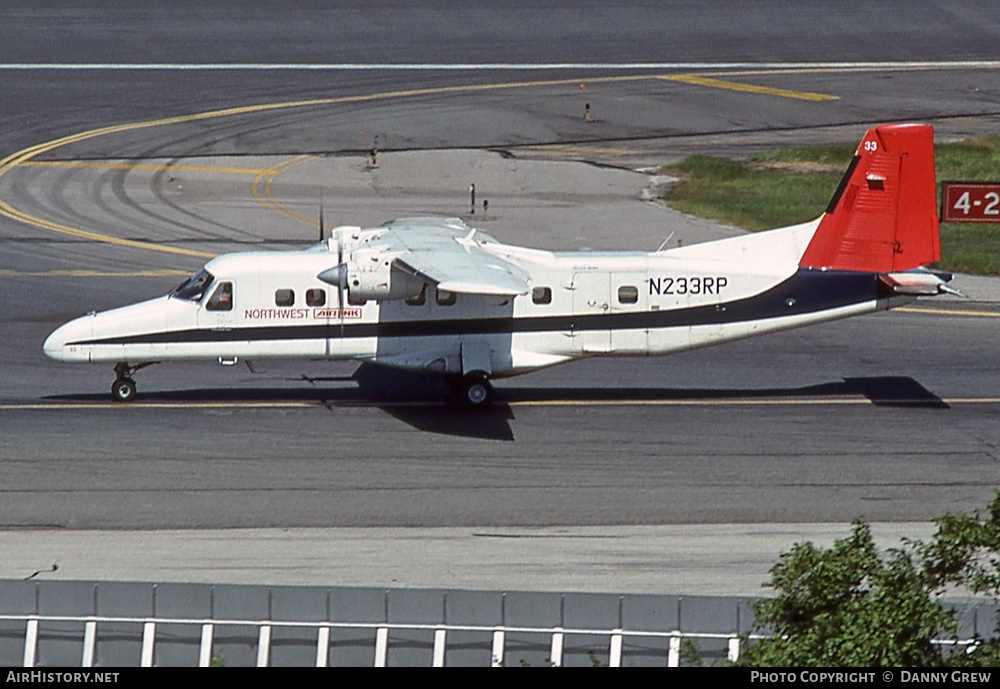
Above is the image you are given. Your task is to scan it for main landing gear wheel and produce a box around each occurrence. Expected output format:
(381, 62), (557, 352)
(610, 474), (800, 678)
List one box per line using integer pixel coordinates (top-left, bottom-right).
(112, 378), (137, 403)
(458, 373), (494, 409)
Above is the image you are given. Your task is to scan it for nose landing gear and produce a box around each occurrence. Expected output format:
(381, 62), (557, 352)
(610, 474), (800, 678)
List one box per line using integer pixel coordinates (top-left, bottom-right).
(112, 376), (136, 403)
(111, 362), (156, 403)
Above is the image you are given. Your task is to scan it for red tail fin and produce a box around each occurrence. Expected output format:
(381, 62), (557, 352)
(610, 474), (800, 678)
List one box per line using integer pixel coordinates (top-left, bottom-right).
(799, 123), (939, 272)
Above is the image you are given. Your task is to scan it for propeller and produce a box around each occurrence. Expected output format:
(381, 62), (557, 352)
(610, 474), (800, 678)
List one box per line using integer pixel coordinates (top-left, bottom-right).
(314, 207), (350, 341)
(336, 233), (346, 339)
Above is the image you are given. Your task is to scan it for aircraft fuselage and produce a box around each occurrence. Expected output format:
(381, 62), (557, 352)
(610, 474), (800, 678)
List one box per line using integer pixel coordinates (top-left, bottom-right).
(42, 124), (949, 405)
(43, 217), (911, 380)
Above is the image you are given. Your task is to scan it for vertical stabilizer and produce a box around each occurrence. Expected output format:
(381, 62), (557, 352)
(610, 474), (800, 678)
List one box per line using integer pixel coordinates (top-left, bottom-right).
(799, 124), (939, 272)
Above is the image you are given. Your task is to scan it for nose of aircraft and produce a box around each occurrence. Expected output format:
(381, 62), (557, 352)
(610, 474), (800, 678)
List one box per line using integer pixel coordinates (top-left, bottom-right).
(43, 316), (92, 362)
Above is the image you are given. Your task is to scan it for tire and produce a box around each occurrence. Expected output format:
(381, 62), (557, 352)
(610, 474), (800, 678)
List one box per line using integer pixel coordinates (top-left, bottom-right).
(460, 373), (493, 409)
(112, 378), (137, 403)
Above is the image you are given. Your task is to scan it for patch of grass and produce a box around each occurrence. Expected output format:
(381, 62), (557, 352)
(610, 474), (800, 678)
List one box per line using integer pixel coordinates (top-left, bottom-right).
(752, 143), (856, 167)
(664, 154), (843, 231)
(661, 138), (1000, 275)
(939, 223), (1000, 275)
(934, 136), (1000, 181)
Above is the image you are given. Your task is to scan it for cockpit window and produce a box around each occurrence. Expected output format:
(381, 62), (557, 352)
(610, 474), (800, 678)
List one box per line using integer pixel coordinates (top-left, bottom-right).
(171, 270), (214, 302)
(206, 281), (234, 311)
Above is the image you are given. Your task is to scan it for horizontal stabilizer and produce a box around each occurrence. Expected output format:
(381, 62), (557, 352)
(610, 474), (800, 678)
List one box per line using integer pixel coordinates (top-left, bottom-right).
(879, 270), (957, 296)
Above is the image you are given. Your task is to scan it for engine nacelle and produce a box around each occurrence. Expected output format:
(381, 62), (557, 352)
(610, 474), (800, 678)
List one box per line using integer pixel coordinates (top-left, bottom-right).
(318, 246), (425, 302)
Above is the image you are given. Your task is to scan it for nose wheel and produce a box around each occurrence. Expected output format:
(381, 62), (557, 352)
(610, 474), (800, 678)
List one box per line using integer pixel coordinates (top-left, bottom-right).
(112, 377), (137, 403)
(111, 362), (155, 403)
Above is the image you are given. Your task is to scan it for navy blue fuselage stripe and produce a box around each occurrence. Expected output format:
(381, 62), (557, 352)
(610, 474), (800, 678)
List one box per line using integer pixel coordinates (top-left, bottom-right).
(68, 269), (886, 347)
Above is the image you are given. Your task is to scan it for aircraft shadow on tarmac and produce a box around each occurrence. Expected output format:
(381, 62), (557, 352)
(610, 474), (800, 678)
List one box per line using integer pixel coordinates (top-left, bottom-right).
(49, 366), (947, 441)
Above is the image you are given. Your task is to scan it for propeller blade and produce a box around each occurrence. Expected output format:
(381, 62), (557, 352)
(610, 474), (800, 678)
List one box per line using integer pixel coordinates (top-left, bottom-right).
(337, 231), (345, 339)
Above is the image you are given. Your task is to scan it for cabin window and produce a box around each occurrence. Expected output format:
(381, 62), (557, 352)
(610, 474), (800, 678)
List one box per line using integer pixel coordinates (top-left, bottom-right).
(306, 288), (326, 307)
(405, 284), (427, 306)
(532, 286), (552, 305)
(618, 285), (639, 304)
(205, 281), (233, 311)
(436, 288), (457, 306)
(275, 289), (295, 307)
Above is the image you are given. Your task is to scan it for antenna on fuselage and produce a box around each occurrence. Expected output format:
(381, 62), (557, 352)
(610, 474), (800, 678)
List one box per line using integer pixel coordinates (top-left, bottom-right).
(656, 231), (676, 252)
(319, 202), (326, 242)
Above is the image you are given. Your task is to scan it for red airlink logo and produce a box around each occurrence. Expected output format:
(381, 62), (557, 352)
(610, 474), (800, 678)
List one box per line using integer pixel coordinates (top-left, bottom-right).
(941, 182), (1000, 223)
(313, 307), (363, 319)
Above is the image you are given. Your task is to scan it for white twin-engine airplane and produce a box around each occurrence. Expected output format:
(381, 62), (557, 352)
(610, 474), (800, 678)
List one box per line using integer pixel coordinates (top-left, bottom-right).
(45, 123), (955, 407)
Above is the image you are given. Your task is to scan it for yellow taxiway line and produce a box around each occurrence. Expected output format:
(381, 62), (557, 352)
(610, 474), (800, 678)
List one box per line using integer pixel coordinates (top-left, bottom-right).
(0, 72), (839, 258)
(661, 74), (838, 101)
(251, 154), (319, 227)
(18, 160), (266, 175)
(2, 397), (998, 412)
(511, 397), (1000, 408)
(897, 306), (1000, 318)
(523, 143), (644, 157)
(0, 269), (188, 277)
(0, 402), (314, 411)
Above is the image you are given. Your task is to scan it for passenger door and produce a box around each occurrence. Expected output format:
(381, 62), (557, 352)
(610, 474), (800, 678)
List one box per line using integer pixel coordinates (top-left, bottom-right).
(610, 272), (647, 353)
(571, 271), (611, 353)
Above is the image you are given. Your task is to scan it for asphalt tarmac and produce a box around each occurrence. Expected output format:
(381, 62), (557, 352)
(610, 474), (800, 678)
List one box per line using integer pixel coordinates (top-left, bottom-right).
(1, 2), (998, 595)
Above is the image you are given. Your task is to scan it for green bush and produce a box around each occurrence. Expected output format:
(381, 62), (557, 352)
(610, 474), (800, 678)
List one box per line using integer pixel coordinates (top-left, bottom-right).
(736, 494), (1000, 667)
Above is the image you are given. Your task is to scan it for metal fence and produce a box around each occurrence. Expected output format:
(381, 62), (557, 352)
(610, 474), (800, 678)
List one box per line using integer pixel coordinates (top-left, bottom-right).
(0, 580), (992, 667)
(4, 613), (743, 667)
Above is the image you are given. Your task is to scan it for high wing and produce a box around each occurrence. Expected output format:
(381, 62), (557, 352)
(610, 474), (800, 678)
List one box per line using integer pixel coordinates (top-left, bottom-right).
(385, 217), (530, 296)
(318, 217), (531, 300)
(393, 239), (530, 296)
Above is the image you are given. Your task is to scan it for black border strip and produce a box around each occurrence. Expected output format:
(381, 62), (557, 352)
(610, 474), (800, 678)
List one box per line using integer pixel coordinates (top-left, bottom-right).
(825, 155), (861, 214)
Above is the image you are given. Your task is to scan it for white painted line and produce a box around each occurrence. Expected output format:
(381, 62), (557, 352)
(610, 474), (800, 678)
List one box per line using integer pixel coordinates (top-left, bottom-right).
(728, 636), (741, 663)
(141, 622), (156, 667)
(609, 631), (623, 667)
(550, 628), (564, 667)
(198, 623), (214, 667)
(0, 61), (999, 71)
(82, 620), (97, 667)
(374, 626), (389, 667)
(256, 624), (271, 667)
(432, 628), (447, 667)
(23, 619), (38, 668)
(491, 630), (505, 668)
(668, 634), (681, 668)
(316, 627), (330, 668)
